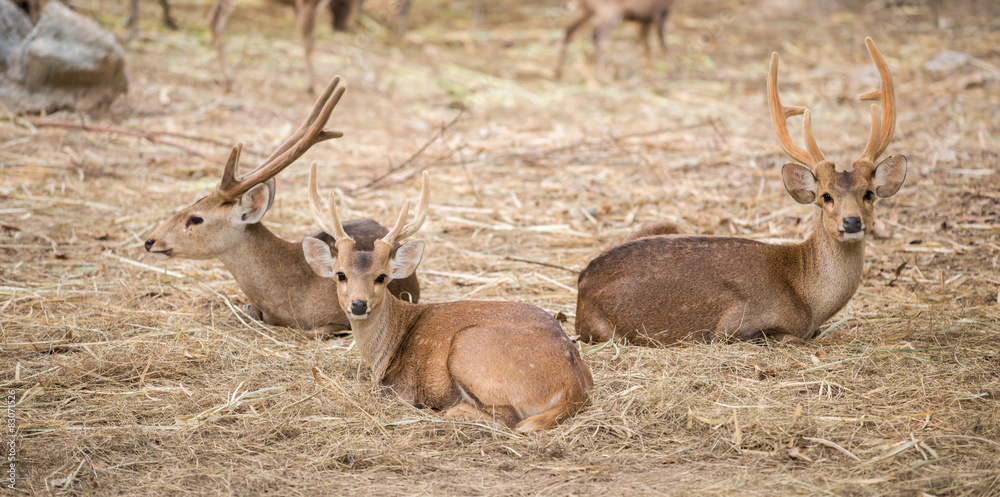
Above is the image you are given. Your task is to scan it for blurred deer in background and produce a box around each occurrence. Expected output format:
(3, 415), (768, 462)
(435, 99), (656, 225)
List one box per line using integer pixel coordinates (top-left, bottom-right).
(575, 37), (907, 346)
(127, 0), (363, 92)
(144, 77), (420, 338)
(302, 168), (593, 431)
(556, 0), (675, 78)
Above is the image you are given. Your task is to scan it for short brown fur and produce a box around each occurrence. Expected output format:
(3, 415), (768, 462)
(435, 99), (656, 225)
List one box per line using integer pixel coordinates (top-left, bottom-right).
(303, 169), (593, 431)
(575, 38), (907, 346)
(146, 78), (419, 338)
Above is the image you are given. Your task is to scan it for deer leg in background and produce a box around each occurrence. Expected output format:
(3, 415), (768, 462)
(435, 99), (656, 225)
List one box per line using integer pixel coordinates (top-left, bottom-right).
(158, 0), (178, 29)
(656, 9), (668, 53)
(638, 18), (652, 66)
(555, 10), (592, 79)
(394, 0), (412, 34)
(591, 17), (618, 75)
(208, 0), (236, 89)
(330, 0), (361, 31)
(295, 0), (320, 94)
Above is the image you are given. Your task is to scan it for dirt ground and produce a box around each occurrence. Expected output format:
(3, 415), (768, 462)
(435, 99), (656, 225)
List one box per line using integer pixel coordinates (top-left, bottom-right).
(2, 0), (999, 495)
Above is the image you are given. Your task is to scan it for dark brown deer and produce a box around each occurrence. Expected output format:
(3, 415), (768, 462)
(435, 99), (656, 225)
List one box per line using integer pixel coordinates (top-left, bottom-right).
(575, 37), (907, 346)
(556, 0), (675, 78)
(301, 168), (593, 431)
(144, 77), (419, 338)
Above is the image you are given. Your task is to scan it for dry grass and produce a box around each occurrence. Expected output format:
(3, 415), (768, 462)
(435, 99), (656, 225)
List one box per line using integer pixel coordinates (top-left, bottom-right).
(2, 0), (999, 495)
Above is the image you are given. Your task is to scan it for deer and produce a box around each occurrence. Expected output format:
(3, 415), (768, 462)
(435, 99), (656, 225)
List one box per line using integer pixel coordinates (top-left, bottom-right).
(574, 37), (907, 347)
(555, 0), (675, 79)
(301, 167), (593, 431)
(144, 77), (420, 338)
(126, 0), (361, 93)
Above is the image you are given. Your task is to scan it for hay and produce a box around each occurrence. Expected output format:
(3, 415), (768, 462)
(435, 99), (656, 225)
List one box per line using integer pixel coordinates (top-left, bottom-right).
(1, 0), (999, 495)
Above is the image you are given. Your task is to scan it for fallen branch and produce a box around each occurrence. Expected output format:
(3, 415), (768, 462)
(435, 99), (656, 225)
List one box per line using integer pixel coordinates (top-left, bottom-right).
(30, 119), (207, 157)
(352, 108), (464, 191)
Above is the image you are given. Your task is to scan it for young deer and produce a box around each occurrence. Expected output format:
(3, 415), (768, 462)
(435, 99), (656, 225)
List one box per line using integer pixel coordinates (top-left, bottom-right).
(301, 167), (593, 431)
(144, 77), (419, 338)
(575, 37), (907, 346)
(555, 0), (675, 79)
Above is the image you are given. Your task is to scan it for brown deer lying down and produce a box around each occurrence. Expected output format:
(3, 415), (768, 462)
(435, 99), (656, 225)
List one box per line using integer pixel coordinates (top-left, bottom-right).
(302, 167), (593, 431)
(145, 77), (419, 338)
(575, 38), (907, 346)
(556, 0), (675, 78)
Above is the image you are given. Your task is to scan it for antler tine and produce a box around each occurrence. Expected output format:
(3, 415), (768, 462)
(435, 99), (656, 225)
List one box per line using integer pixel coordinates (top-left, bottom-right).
(218, 77), (346, 200)
(381, 201), (411, 246)
(262, 76), (343, 166)
(308, 163), (350, 240)
(218, 143), (244, 192)
(802, 110), (827, 165)
(396, 170), (430, 241)
(858, 37), (896, 162)
(767, 53), (814, 167)
(859, 104), (882, 164)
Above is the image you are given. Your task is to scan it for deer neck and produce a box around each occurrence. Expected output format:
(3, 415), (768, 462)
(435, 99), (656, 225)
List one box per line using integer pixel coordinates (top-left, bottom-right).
(798, 214), (867, 328)
(348, 296), (421, 383)
(216, 223), (319, 305)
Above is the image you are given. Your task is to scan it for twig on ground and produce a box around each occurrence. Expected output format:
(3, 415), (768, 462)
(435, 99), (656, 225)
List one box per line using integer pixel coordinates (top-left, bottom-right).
(30, 119), (207, 157)
(352, 109), (464, 191)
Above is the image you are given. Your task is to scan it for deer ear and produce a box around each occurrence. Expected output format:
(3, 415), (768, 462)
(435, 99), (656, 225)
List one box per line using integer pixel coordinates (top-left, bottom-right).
(873, 155), (907, 198)
(389, 239), (424, 280)
(781, 163), (818, 204)
(302, 237), (337, 278)
(232, 183), (271, 225)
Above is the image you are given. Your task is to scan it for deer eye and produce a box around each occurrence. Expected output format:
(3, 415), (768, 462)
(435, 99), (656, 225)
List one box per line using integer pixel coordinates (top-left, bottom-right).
(821, 193), (833, 204)
(336, 272), (347, 282)
(375, 274), (387, 284)
(864, 191), (874, 201)
(186, 216), (203, 227)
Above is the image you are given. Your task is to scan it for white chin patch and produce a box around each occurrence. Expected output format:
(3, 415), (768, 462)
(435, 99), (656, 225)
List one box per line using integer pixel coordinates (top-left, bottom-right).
(350, 312), (370, 320)
(841, 231), (865, 241)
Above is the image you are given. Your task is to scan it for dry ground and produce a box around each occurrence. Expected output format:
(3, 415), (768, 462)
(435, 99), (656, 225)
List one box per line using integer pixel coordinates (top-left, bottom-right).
(2, 0), (999, 495)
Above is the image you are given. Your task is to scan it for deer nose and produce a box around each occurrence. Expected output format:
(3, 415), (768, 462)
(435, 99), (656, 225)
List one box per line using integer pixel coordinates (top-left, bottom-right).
(144, 239), (155, 251)
(350, 300), (368, 315)
(843, 217), (863, 234)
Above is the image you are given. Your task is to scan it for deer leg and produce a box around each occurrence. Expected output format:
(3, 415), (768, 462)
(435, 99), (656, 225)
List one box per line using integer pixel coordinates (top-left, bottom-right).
(296, 0), (320, 94)
(638, 19), (652, 64)
(158, 0), (178, 30)
(656, 10), (668, 53)
(208, 0), (236, 89)
(555, 10), (592, 80)
(392, 0), (412, 34)
(127, 0), (139, 31)
(244, 304), (264, 321)
(591, 18), (617, 75)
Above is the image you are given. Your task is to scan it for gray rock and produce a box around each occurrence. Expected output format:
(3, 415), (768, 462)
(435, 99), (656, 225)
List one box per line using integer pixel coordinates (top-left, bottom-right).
(0, 0), (128, 114)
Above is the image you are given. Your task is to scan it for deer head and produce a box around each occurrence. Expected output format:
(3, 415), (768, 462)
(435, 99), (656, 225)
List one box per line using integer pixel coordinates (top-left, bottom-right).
(769, 37), (907, 243)
(302, 165), (430, 319)
(145, 77), (346, 259)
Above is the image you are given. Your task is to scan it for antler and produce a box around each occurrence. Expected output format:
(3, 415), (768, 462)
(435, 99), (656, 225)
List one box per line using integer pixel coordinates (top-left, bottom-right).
(381, 171), (430, 246)
(218, 76), (346, 201)
(858, 37), (896, 163)
(307, 162), (350, 240)
(767, 53), (827, 167)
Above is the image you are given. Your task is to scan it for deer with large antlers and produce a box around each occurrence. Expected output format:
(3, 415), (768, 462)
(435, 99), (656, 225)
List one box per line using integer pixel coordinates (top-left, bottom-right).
(575, 37), (907, 346)
(145, 77), (419, 338)
(301, 168), (593, 431)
